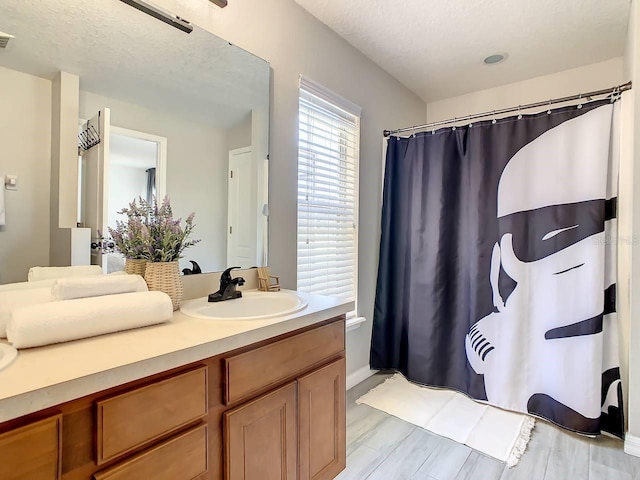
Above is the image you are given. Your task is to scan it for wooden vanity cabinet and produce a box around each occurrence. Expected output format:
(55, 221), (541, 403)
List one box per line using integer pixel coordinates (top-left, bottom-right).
(0, 316), (346, 480)
(221, 320), (346, 480)
(0, 414), (62, 480)
(222, 356), (346, 480)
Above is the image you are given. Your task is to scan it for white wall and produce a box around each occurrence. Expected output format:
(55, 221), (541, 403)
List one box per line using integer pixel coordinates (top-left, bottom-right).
(427, 58), (624, 122)
(251, 107), (270, 266)
(80, 91), (229, 274)
(50, 72), (80, 268)
(0, 66), (51, 284)
(151, 0), (426, 380)
(107, 164), (147, 229)
(226, 113), (252, 151)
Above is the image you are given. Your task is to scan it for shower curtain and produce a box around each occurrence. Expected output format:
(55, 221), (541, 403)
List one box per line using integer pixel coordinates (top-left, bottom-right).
(146, 167), (156, 204)
(371, 101), (624, 438)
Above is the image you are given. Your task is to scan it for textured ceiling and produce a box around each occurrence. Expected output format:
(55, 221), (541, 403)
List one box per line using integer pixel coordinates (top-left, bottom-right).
(294, 0), (631, 102)
(0, 0), (269, 128)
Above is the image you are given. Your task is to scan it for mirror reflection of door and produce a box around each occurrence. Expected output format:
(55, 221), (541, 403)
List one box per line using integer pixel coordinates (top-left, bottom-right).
(227, 147), (257, 268)
(106, 128), (167, 273)
(79, 117), (167, 273)
(80, 108), (110, 270)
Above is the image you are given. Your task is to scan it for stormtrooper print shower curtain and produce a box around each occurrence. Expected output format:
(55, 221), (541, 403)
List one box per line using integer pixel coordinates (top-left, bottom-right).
(371, 101), (624, 438)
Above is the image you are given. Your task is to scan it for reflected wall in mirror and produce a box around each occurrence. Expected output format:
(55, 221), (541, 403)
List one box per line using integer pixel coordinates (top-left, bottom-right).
(0, 0), (270, 284)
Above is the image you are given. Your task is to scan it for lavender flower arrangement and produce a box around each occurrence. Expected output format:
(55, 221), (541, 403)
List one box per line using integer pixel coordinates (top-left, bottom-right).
(108, 196), (200, 262)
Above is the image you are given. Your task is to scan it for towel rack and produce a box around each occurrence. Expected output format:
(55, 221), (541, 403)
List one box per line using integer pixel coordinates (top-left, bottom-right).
(78, 111), (101, 155)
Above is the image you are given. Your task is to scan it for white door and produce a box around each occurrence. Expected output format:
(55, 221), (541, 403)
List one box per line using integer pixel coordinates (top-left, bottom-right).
(105, 128), (167, 273)
(81, 108), (111, 271)
(227, 147), (257, 268)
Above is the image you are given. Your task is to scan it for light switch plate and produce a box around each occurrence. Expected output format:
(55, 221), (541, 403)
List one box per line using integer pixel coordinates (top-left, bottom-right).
(5, 175), (18, 190)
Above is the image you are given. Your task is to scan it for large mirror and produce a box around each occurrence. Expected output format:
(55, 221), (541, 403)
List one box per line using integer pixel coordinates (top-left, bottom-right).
(0, 0), (270, 284)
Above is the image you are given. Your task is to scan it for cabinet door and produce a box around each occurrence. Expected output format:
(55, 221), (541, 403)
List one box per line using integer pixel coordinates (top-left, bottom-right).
(298, 358), (346, 480)
(224, 382), (297, 480)
(0, 414), (62, 480)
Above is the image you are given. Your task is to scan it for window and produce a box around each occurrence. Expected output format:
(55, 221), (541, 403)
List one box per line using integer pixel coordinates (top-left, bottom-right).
(297, 76), (361, 309)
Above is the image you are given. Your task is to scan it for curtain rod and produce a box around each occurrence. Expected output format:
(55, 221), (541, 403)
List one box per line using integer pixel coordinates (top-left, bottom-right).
(383, 81), (632, 137)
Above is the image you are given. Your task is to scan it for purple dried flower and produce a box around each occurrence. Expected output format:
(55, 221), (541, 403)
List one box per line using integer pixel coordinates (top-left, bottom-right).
(109, 195), (199, 262)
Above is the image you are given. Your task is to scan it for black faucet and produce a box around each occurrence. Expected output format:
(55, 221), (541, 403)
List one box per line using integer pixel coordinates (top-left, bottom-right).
(208, 267), (245, 302)
(182, 260), (202, 275)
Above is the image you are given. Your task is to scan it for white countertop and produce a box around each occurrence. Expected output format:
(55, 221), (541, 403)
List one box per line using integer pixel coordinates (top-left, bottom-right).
(0, 291), (353, 423)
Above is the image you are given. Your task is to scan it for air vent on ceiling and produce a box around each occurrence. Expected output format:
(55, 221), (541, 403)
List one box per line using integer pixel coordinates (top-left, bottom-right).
(0, 32), (14, 49)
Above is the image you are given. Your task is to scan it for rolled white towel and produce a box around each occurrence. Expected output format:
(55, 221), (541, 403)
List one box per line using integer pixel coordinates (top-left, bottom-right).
(28, 265), (103, 282)
(51, 275), (148, 300)
(0, 288), (55, 338)
(1, 272), (129, 293)
(7, 291), (173, 349)
(0, 279), (57, 293)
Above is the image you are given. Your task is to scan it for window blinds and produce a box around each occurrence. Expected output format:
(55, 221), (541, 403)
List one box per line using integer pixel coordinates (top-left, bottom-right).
(297, 77), (361, 304)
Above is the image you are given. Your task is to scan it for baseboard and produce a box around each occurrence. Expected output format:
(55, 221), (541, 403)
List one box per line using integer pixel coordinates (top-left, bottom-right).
(346, 364), (375, 390)
(625, 432), (640, 457)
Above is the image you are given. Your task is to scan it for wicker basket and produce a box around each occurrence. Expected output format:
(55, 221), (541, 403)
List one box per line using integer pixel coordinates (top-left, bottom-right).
(124, 258), (148, 277)
(144, 261), (183, 311)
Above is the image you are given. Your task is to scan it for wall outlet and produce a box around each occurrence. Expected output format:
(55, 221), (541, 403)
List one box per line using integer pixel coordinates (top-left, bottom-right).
(4, 175), (18, 190)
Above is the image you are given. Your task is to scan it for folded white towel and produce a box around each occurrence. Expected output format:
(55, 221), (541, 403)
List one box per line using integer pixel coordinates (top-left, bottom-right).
(7, 291), (172, 349)
(0, 288), (55, 338)
(51, 275), (148, 300)
(28, 265), (103, 282)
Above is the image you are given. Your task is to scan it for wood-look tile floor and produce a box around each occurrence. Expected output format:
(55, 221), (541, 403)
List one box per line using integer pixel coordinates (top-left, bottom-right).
(339, 374), (640, 480)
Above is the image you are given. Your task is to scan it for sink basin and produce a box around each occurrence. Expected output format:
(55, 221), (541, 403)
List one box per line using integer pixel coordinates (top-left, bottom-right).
(180, 290), (307, 320)
(0, 343), (17, 371)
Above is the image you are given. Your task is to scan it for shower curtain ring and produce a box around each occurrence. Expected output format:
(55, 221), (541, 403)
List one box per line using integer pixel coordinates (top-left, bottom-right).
(492, 110), (497, 124)
(577, 93), (583, 109)
(611, 86), (619, 103)
(547, 99), (552, 115)
(452, 118), (457, 131)
(517, 105), (522, 120)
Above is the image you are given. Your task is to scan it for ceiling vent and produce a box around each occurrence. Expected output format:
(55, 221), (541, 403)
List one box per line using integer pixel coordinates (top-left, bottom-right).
(0, 32), (14, 49)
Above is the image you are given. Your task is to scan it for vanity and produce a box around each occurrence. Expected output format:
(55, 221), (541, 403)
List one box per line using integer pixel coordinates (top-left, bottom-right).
(0, 289), (350, 480)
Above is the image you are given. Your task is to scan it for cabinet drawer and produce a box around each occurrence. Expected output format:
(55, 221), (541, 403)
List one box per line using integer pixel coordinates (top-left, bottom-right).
(224, 319), (345, 405)
(96, 366), (208, 464)
(0, 414), (62, 480)
(94, 424), (208, 480)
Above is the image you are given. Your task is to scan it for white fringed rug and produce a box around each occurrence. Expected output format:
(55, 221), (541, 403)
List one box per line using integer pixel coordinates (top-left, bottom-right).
(356, 374), (535, 467)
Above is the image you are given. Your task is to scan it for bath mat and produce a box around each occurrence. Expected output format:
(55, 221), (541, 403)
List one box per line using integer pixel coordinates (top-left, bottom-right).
(356, 374), (535, 467)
